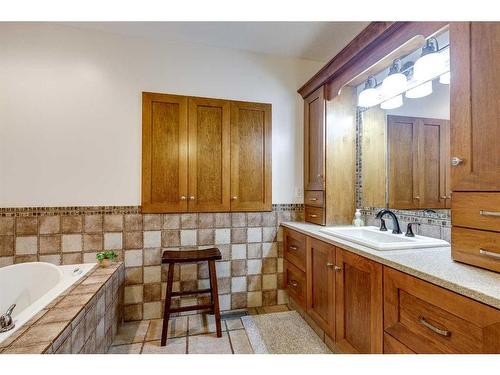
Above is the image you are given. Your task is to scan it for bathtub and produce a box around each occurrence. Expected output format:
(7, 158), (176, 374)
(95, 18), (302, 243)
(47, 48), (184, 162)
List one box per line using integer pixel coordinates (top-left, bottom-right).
(0, 262), (96, 344)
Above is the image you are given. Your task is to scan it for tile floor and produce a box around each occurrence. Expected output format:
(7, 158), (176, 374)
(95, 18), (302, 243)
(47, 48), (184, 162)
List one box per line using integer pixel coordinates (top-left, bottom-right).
(108, 305), (291, 354)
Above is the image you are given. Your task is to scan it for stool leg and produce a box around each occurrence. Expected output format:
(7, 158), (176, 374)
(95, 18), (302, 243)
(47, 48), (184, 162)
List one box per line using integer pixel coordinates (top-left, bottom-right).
(161, 263), (175, 346)
(208, 260), (222, 338)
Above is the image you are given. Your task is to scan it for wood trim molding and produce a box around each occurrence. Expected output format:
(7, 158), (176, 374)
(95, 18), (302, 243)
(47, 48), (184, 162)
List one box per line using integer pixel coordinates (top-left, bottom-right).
(298, 22), (449, 99)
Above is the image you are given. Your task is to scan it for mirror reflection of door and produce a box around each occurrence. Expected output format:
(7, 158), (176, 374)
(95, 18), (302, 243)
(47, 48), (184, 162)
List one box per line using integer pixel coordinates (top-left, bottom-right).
(387, 115), (450, 209)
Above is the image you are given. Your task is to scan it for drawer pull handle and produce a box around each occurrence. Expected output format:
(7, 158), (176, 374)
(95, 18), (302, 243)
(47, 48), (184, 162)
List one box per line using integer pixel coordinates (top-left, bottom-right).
(288, 280), (298, 288)
(309, 214), (318, 218)
(419, 317), (451, 337)
(289, 245), (298, 251)
(479, 249), (500, 259)
(309, 198), (318, 201)
(479, 210), (500, 217)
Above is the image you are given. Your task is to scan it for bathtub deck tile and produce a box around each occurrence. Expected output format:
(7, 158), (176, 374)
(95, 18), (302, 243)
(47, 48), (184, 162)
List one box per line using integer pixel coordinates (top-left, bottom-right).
(11, 321), (69, 347)
(38, 305), (83, 325)
(56, 292), (94, 309)
(2, 343), (51, 354)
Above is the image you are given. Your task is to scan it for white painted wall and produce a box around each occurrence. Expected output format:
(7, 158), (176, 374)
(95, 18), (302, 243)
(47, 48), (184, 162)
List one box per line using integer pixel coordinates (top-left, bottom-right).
(0, 23), (322, 207)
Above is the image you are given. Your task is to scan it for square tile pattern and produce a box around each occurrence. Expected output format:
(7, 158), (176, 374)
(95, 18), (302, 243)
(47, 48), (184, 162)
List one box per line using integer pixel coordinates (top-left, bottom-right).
(0, 206), (303, 322)
(107, 305), (291, 354)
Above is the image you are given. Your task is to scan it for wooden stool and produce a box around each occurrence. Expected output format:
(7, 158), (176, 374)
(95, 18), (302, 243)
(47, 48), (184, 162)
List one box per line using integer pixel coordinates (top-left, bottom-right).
(160, 247), (222, 346)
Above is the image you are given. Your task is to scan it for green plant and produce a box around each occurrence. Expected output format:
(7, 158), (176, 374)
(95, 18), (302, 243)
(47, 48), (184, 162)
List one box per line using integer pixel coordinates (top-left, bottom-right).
(96, 250), (118, 262)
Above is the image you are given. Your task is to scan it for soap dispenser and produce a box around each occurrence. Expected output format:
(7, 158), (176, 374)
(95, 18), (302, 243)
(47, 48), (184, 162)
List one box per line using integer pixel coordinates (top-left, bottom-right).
(352, 209), (364, 227)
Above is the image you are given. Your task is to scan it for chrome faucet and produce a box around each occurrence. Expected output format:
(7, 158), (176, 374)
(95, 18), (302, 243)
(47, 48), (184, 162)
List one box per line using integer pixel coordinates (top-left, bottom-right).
(375, 209), (402, 234)
(0, 304), (16, 333)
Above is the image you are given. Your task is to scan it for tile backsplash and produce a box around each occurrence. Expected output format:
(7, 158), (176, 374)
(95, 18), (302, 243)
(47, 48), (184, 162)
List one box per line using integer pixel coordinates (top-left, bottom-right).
(0, 204), (303, 321)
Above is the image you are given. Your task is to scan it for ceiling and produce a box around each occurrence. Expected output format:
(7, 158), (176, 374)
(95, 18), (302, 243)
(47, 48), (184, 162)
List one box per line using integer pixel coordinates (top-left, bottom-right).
(64, 22), (369, 62)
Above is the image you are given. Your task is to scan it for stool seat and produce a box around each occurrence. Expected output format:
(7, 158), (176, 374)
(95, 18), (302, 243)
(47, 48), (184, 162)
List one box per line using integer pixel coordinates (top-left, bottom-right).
(160, 247), (222, 346)
(162, 248), (222, 264)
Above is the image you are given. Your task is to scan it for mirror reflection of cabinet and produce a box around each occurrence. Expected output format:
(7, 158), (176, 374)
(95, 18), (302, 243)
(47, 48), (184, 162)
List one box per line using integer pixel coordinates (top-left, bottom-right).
(387, 115), (450, 209)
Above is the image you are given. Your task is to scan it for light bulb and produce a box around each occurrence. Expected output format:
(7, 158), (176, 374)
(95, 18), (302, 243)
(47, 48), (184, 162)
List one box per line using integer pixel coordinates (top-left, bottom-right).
(381, 73), (407, 97)
(413, 52), (446, 81)
(358, 87), (379, 107)
(381, 95), (403, 110)
(439, 71), (450, 85)
(406, 81), (433, 99)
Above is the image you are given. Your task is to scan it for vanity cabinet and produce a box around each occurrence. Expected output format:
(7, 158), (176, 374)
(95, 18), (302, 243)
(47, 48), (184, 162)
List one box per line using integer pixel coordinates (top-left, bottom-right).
(334, 248), (383, 354)
(384, 267), (500, 353)
(306, 238), (335, 337)
(142, 92), (271, 213)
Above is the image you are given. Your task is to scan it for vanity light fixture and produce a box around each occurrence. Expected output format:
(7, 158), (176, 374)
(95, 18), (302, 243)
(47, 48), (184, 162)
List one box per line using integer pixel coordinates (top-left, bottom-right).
(406, 80), (433, 98)
(439, 71), (450, 85)
(358, 75), (379, 108)
(380, 94), (403, 110)
(413, 37), (446, 81)
(381, 59), (407, 97)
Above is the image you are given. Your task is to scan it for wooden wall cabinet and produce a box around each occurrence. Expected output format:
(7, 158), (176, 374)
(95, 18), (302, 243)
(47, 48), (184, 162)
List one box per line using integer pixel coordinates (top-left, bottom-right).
(450, 22), (500, 272)
(306, 238), (335, 337)
(303, 86), (356, 226)
(230, 101), (272, 212)
(142, 92), (271, 213)
(387, 115), (450, 210)
(142, 93), (189, 213)
(335, 248), (383, 354)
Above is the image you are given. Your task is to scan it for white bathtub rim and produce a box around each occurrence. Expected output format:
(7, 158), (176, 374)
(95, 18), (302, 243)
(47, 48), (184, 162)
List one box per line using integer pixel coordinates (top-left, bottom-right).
(0, 262), (97, 345)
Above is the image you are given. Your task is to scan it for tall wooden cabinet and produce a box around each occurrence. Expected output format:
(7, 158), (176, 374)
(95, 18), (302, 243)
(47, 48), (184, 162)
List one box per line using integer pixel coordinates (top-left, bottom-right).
(451, 22), (500, 272)
(142, 92), (271, 213)
(303, 86), (356, 226)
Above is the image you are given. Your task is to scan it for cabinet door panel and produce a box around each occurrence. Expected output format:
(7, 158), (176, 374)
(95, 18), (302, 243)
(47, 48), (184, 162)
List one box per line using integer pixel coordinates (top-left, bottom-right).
(387, 115), (419, 209)
(306, 238), (335, 336)
(335, 248), (383, 353)
(418, 118), (449, 208)
(230, 101), (272, 211)
(188, 98), (230, 212)
(142, 92), (188, 213)
(451, 22), (500, 191)
(304, 87), (325, 191)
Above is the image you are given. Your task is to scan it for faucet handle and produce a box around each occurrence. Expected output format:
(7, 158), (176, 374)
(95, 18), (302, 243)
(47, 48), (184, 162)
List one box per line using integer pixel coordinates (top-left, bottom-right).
(405, 223), (421, 237)
(379, 218), (388, 232)
(6, 304), (15, 316)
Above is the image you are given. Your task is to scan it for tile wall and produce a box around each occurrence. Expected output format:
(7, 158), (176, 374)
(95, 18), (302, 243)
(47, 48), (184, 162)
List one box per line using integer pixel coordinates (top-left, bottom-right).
(0, 204), (303, 321)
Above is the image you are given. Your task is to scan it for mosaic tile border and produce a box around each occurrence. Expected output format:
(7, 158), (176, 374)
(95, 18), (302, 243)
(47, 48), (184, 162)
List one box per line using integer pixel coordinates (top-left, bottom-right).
(0, 204), (304, 217)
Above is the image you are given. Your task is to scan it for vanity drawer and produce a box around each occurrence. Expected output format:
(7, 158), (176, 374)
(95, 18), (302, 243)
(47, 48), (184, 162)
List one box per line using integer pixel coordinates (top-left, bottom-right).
(304, 190), (324, 207)
(384, 267), (500, 353)
(452, 192), (500, 232)
(284, 260), (307, 308)
(283, 228), (307, 271)
(305, 206), (325, 225)
(451, 227), (500, 273)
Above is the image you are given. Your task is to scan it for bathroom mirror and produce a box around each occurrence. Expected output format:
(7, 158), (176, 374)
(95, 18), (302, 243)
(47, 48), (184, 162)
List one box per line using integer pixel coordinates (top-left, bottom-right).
(356, 30), (450, 211)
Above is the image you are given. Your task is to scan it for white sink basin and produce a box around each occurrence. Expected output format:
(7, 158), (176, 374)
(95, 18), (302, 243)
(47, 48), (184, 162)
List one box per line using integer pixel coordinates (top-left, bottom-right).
(319, 226), (449, 251)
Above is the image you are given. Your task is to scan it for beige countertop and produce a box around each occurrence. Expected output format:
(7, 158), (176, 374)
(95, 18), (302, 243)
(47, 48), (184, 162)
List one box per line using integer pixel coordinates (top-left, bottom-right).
(281, 221), (500, 310)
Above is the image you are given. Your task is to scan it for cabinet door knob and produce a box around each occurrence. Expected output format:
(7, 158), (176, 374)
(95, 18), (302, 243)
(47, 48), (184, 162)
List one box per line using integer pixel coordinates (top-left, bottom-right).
(334, 266), (342, 272)
(288, 280), (298, 288)
(180, 196), (187, 200)
(441, 195), (447, 200)
(326, 262), (334, 268)
(289, 245), (298, 251)
(414, 196), (420, 200)
(309, 214), (318, 218)
(451, 157), (464, 167)
(231, 196), (238, 200)
(189, 196), (196, 200)
(309, 197), (318, 201)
